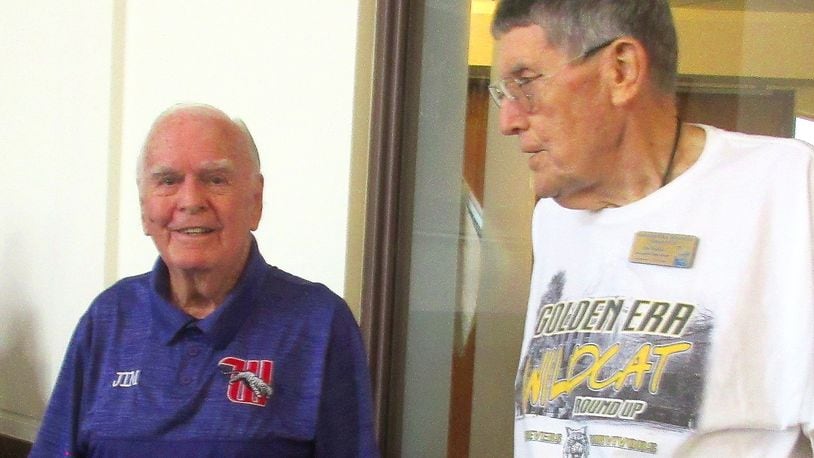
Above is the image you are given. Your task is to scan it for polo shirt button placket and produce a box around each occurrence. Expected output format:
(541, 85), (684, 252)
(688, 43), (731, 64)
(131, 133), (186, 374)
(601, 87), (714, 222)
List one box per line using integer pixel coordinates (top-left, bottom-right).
(180, 344), (204, 385)
(177, 325), (203, 388)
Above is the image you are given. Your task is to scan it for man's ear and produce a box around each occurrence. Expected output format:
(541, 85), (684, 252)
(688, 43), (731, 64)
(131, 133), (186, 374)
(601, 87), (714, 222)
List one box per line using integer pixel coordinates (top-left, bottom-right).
(604, 37), (649, 107)
(250, 174), (264, 231)
(139, 198), (151, 236)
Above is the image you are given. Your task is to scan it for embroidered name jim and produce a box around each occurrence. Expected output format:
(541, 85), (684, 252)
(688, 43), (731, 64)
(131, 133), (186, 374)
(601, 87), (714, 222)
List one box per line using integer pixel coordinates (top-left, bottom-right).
(112, 370), (141, 387)
(534, 298), (695, 338)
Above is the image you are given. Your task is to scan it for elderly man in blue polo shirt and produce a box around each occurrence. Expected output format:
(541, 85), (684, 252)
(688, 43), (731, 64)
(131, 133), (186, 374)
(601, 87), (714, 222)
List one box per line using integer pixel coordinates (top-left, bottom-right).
(31, 104), (379, 457)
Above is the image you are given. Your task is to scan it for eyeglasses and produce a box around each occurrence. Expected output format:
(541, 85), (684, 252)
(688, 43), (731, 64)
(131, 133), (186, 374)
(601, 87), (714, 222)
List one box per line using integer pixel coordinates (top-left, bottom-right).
(488, 37), (619, 113)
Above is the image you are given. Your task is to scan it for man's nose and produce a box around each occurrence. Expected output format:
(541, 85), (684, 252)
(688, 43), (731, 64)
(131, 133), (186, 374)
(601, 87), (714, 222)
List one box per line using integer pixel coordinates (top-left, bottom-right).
(178, 179), (207, 214)
(498, 100), (528, 136)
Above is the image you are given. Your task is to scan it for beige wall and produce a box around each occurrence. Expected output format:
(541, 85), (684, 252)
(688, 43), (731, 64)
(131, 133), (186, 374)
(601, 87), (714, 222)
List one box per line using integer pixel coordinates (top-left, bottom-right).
(345, 0), (376, 319)
(0, 2), (113, 440)
(674, 9), (813, 79)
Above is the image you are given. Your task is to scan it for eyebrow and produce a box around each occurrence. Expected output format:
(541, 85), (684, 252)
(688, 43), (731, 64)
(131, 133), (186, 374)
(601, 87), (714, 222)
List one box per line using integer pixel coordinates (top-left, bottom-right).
(509, 62), (531, 74)
(506, 62), (538, 79)
(198, 159), (235, 174)
(147, 159), (236, 178)
(148, 166), (179, 180)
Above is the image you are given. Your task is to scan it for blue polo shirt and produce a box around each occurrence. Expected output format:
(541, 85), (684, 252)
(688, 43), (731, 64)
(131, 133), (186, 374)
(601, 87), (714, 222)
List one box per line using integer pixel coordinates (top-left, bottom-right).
(31, 241), (379, 457)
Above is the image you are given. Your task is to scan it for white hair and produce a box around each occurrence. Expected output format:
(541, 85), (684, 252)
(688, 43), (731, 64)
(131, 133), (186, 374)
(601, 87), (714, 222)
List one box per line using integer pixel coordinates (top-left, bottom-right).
(136, 103), (261, 192)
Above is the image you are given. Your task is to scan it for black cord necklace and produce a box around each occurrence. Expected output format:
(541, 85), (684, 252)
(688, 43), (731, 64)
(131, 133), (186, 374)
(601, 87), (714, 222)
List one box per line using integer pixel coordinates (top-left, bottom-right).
(661, 117), (682, 187)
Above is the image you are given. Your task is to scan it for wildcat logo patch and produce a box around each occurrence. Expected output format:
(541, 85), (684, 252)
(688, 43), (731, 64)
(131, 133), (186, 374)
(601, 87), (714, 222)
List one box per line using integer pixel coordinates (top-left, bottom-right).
(563, 426), (590, 457)
(218, 357), (274, 407)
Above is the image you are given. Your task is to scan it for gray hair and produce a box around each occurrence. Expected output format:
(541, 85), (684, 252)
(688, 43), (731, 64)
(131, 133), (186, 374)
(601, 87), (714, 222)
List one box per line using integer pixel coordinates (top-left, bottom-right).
(492, 0), (678, 93)
(136, 103), (261, 191)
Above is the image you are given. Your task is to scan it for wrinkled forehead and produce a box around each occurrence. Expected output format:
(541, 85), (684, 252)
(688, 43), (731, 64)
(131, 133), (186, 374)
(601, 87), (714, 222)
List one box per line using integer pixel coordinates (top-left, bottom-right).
(149, 110), (235, 146)
(495, 24), (556, 76)
(144, 112), (250, 165)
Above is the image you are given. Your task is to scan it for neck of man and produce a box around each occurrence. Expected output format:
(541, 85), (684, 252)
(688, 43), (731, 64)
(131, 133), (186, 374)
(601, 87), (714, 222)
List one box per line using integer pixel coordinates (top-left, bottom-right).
(167, 253), (249, 320)
(560, 98), (705, 211)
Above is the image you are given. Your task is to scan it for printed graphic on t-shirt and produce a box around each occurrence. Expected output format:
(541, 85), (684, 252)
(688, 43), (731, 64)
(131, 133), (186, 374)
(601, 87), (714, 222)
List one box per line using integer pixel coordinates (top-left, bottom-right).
(516, 271), (712, 453)
(218, 357), (274, 407)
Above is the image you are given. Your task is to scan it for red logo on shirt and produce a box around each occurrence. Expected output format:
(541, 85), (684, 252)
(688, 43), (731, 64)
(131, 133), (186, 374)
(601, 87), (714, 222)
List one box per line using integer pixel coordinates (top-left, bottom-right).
(218, 357), (274, 407)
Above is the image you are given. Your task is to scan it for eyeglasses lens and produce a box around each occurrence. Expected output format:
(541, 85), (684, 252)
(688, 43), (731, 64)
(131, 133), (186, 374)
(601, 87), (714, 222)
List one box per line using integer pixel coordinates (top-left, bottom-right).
(489, 80), (533, 112)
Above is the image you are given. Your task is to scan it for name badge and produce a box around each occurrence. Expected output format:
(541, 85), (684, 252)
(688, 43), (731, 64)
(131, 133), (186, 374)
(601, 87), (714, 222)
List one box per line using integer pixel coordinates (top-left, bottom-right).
(629, 231), (699, 268)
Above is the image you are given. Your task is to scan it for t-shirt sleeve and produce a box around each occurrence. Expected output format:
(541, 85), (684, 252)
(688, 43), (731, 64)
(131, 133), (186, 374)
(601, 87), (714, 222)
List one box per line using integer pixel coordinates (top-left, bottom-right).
(314, 300), (380, 457)
(29, 312), (92, 457)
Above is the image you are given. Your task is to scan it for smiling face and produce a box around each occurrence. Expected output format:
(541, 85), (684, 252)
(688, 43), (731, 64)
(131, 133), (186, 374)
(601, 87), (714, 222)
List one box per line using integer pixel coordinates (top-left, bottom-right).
(139, 108), (263, 279)
(495, 25), (618, 208)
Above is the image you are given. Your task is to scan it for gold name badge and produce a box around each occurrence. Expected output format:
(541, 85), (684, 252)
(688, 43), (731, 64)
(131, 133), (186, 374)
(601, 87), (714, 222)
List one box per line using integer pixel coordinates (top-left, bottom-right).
(629, 231), (699, 268)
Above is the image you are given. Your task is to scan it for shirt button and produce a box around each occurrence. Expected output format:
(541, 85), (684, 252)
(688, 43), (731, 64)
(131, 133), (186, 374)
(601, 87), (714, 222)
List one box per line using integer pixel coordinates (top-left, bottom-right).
(180, 376), (192, 385)
(188, 347), (201, 357)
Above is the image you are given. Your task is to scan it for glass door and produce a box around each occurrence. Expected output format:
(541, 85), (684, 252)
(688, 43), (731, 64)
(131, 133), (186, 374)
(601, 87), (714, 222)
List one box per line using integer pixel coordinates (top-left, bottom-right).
(364, 1), (813, 456)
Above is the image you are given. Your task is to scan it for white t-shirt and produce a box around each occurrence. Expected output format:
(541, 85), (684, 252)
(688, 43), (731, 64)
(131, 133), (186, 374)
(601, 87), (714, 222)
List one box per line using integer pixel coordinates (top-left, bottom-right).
(515, 125), (814, 457)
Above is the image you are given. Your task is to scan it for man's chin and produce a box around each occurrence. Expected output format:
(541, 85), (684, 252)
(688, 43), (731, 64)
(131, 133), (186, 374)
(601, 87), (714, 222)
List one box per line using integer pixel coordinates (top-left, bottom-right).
(161, 251), (216, 273)
(167, 263), (214, 275)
